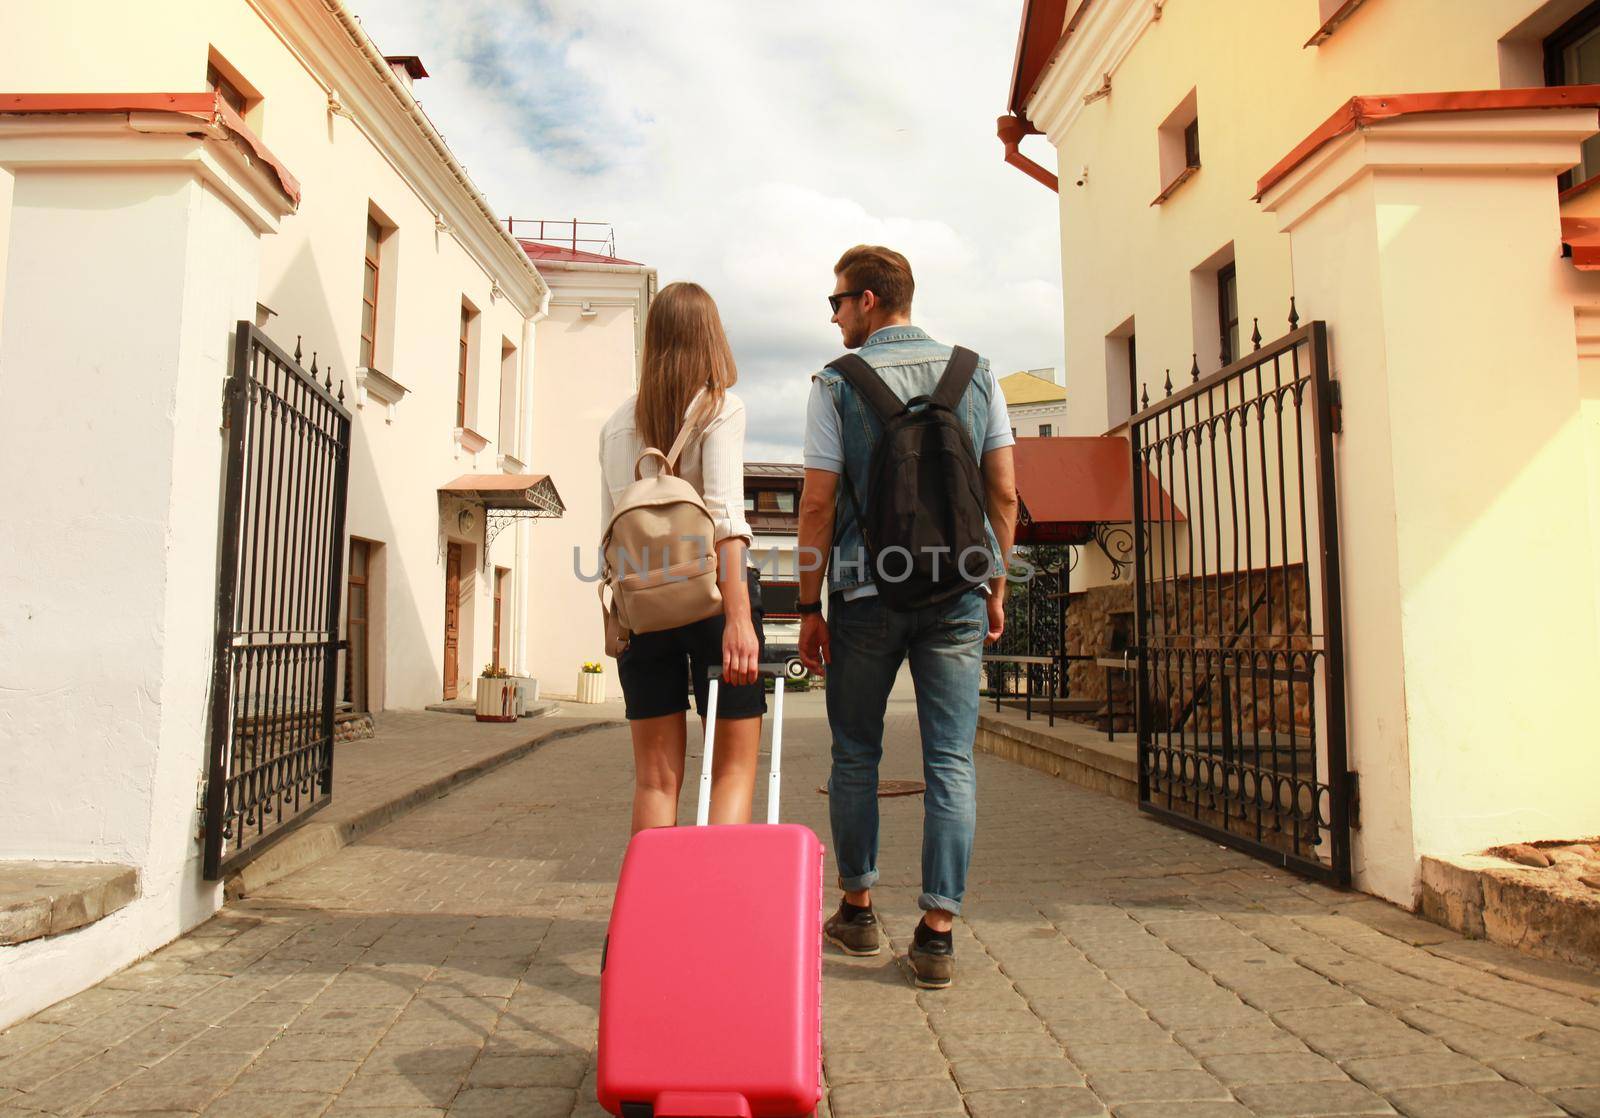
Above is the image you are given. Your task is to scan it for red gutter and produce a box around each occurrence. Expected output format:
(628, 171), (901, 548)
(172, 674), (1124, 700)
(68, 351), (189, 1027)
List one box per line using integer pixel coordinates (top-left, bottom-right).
(997, 114), (1059, 192)
(0, 91), (301, 205)
(1001, 0), (1093, 189)
(1254, 85), (1600, 201)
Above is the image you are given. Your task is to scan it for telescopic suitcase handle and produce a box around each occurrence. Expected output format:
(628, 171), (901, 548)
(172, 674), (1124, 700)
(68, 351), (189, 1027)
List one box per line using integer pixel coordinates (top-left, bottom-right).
(698, 663), (789, 827)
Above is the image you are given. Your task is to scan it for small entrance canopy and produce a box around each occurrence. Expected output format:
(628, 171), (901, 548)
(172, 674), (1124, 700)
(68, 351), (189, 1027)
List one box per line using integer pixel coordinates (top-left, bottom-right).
(1012, 436), (1182, 545)
(439, 473), (565, 549)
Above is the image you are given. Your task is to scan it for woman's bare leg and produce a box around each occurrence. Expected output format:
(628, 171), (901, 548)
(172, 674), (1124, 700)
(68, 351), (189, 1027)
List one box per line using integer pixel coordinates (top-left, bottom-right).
(630, 712), (687, 834)
(699, 713), (762, 825)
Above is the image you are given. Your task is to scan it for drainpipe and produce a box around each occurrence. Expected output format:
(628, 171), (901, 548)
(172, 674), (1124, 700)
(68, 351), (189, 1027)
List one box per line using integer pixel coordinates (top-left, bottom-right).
(998, 114), (1059, 192)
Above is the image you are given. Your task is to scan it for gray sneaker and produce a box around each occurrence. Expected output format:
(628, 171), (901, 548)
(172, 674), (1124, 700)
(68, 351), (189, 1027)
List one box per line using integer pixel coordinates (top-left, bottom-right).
(908, 923), (954, 989)
(824, 902), (881, 956)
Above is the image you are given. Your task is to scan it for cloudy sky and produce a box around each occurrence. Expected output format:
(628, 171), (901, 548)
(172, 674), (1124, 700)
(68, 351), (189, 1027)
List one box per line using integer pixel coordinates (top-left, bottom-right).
(352, 1), (1064, 461)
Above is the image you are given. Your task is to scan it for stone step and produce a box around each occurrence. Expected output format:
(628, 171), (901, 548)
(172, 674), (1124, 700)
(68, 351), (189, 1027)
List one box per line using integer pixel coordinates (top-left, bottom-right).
(0, 862), (138, 946)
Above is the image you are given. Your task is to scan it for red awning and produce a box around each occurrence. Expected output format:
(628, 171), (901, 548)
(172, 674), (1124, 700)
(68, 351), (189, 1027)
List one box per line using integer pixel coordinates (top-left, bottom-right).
(439, 473), (564, 515)
(1012, 436), (1182, 544)
(1562, 217), (1600, 269)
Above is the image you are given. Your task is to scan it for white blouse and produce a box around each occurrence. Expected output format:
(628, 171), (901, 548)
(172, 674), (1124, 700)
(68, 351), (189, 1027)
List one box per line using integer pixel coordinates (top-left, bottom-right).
(599, 391), (755, 547)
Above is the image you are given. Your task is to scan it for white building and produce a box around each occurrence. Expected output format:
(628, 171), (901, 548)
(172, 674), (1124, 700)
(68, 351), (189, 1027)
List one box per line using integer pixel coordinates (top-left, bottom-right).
(999, 368), (1068, 437)
(519, 236), (657, 697)
(0, 0), (646, 1027)
(1000, 0), (1600, 910)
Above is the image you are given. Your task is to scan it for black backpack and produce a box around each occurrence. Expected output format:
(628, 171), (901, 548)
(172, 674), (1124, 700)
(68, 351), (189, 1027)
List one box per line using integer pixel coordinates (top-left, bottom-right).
(825, 347), (992, 612)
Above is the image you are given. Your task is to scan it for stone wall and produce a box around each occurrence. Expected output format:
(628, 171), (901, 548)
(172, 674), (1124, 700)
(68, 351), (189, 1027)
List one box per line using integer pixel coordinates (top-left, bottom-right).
(1059, 565), (1314, 739)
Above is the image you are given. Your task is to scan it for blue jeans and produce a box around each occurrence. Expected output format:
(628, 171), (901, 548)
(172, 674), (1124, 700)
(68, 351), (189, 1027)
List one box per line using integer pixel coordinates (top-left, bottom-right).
(825, 588), (986, 915)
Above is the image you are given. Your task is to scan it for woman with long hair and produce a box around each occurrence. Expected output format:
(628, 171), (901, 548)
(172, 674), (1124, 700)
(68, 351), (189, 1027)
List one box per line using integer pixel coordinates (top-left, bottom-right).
(599, 282), (764, 831)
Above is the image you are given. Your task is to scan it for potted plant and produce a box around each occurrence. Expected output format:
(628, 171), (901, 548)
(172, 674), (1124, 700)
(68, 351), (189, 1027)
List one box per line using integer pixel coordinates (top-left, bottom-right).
(475, 664), (518, 723)
(576, 660), (606, 704)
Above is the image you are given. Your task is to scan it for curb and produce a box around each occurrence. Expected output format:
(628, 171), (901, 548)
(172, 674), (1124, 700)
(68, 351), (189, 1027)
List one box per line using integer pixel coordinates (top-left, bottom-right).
(225, 718), (626, 900)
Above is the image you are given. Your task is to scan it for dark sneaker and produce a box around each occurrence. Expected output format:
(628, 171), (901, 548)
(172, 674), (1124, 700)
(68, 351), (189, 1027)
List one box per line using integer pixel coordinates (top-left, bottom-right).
(824, 901), (881, 956)
(908, 921), (954, 989)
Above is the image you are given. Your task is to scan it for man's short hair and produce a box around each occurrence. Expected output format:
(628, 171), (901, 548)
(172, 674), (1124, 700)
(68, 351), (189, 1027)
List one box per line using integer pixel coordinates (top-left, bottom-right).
(835, 245), (914, 315)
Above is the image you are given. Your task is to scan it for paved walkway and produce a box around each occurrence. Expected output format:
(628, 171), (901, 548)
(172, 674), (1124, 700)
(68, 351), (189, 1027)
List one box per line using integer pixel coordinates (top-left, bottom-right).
(2, 684), (1598, 1117)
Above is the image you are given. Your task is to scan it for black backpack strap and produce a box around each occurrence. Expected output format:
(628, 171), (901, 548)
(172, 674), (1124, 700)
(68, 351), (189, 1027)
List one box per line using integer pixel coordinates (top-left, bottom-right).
(826, 354), (906, 425)
(931, 346), (981, 411)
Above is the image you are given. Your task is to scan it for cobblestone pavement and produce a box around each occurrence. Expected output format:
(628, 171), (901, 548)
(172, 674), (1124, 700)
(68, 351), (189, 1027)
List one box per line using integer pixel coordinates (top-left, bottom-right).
(3, 685), (1599, 1117)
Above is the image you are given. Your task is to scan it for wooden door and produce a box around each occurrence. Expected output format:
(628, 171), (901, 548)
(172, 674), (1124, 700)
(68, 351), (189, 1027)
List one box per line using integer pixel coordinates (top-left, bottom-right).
(443, 542), (462, 699)
(345, 539), (370, 712)
(492, 567), (509, 674)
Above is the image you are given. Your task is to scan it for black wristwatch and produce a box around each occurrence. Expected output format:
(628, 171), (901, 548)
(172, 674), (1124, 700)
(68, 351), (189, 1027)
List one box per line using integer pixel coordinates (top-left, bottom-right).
(796, 600), (823, 616)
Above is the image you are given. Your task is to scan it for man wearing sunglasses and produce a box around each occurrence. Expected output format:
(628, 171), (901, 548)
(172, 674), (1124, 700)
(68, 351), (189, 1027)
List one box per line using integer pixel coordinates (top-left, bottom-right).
(796, 244), (1018, 990)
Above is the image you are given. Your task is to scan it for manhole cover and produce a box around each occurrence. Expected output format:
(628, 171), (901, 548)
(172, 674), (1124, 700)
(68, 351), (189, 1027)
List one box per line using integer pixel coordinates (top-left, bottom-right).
(817, 780), (926, 798)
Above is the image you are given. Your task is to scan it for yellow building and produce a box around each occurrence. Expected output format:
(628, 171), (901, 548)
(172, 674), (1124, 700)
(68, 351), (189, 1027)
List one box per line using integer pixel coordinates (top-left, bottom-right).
(1000, 0), (1600, 913)
(999, 368), (1068, 437)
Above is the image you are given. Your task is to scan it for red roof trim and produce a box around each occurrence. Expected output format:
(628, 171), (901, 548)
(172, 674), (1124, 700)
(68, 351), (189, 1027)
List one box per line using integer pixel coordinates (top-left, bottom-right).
(0, 92), (300, 205)
(517, 238), (641, 266)
(1255, 86), (1600, 201)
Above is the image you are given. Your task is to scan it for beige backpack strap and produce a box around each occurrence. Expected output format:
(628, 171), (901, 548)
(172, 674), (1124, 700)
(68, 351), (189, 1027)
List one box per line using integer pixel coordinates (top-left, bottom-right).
(634, 447), (672, 480)
(664, 388), (715, 471)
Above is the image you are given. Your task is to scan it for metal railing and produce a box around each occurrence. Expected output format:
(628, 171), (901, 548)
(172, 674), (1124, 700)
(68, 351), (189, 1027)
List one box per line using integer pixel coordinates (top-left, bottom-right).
(505, 217), (617, 258)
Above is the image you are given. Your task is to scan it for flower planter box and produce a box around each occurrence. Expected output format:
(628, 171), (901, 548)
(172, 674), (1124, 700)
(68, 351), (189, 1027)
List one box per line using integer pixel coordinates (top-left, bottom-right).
(475, 677), (519, 722)
(509, 675), (539, 715)
(576, 671), (606, 704)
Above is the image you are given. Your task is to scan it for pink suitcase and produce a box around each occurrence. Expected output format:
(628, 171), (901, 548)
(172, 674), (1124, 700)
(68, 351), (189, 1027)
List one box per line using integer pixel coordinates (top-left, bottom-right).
(598, 668), (824, 1118)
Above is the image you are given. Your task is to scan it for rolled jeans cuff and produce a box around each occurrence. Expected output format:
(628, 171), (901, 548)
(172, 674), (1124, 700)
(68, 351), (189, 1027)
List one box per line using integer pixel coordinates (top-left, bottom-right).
(838, 870), (879, 893)
(918, 892), (962, 915)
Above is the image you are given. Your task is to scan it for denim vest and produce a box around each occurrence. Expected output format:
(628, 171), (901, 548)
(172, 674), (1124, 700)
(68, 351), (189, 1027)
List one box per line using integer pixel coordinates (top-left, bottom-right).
(816, 325), (1002, 595)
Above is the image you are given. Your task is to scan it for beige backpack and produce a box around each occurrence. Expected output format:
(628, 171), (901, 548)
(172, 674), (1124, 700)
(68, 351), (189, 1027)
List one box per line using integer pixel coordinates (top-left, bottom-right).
(599, 394), (723, 656)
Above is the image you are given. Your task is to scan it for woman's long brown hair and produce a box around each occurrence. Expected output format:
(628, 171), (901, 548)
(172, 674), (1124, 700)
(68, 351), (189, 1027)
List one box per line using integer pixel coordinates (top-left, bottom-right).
(635, 282), (738, 456)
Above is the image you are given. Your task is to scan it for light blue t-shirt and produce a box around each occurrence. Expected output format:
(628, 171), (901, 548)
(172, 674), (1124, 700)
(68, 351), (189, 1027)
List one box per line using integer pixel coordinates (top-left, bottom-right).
(802, 364), (1015, 601)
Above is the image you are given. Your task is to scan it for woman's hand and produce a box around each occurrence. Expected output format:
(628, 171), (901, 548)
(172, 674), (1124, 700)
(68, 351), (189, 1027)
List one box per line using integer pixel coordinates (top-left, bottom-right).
(722, 609), (760, 687)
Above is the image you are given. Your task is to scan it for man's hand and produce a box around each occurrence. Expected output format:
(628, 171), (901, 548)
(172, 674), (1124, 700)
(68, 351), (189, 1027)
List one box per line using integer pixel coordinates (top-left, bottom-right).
(985, 593), (1005, 646)
(799, 612), (831, 674)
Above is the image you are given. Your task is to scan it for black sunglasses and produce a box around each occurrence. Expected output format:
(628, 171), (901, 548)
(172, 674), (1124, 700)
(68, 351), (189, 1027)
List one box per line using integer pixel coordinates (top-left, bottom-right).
(828, 290), (867, 314)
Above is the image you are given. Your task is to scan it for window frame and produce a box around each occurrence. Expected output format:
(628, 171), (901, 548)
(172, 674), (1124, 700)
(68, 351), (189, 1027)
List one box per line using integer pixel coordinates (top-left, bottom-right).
(360, 216), (382, 370)
(458, 305), (472, 429)
(1217, 261), (1240, 367)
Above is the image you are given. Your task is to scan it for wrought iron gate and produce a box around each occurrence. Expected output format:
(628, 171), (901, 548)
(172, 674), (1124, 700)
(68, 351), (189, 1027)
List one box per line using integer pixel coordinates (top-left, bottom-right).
(1128, 316), (1351, 883)
(203, 323), (352, 879)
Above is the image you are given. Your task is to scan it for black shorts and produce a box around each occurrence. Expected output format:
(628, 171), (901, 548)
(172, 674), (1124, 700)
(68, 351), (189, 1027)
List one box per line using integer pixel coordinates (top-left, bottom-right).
(616, 568), (768, 722)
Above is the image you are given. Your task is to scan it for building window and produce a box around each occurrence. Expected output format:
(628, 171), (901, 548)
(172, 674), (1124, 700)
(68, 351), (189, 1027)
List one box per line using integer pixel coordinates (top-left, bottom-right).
(1154, 89), (1201, 204)
(1039, 423), (1053, 438)
(498, 340), (519, 456)
(756, 490), (796, 514)
(457, 302), (478, 429)
(360, 216), (383, 369)
(1217, 261), (1240, 366)
(1105, 316), (1136, 429)
(744, 494), (756, 511)
(1547, 2), (1600, 187)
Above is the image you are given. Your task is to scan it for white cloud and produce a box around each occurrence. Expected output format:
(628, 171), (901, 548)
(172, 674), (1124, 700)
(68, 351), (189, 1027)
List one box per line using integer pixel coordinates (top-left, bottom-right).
(351, 0), (1064, 460)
